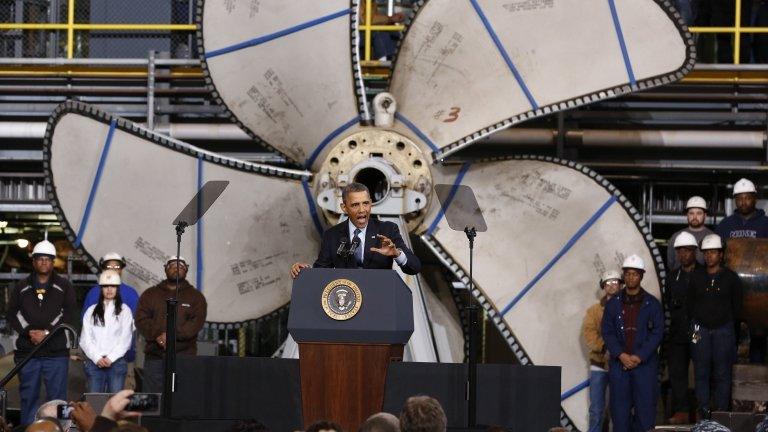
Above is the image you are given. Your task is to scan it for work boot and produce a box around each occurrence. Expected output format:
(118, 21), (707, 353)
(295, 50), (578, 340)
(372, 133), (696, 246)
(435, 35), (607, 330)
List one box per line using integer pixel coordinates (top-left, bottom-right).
(669, 411), (690, 424)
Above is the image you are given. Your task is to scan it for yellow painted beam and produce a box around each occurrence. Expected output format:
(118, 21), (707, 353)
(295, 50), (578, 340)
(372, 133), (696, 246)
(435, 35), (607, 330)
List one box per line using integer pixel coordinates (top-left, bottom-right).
(365, 0), (373, 62)
(359, 24), (404, 31)
(72, 24), (197, 31)
(734, 0), (742, 64)
(0, 23), (197, 31)
(67, 0), (75, 59)
(0, 66), (203, 78)
(0, 23), (68, 30)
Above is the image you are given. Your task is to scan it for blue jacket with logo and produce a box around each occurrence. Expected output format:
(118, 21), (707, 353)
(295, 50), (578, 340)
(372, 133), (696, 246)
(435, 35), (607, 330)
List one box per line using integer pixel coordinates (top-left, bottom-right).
(715, 208), (768, 240)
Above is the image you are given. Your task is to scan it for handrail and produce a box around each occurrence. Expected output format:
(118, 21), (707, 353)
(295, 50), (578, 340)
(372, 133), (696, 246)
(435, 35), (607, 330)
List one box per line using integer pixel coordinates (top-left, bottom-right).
(0, 324), (79, 420)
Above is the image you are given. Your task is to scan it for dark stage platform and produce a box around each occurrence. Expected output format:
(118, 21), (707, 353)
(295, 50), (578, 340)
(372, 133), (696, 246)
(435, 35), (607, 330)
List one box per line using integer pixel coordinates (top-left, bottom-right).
(166, 356), (560, 431)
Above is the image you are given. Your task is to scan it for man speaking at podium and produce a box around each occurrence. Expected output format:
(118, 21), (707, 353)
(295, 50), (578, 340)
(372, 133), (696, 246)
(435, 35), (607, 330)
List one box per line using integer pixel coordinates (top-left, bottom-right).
(291, 183), (421, 278)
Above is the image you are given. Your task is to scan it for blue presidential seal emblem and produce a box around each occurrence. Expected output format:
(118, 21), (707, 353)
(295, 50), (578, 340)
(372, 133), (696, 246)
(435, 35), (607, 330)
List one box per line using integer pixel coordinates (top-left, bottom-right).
(321, 278), (362, 320)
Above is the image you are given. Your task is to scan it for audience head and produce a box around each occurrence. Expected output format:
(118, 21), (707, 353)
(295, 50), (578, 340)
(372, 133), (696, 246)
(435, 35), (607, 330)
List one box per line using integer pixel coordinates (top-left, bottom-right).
(25, 418), (63, 432)
(306, 420), (344, 432)
(114, 422), (149, 432)
(359, 412), (399, 432)
(226, 419), (270, 432)
(691, 420), (731, 432)
(35, 400), (71, 431)
(756, 416), (768, 432)
(399, 396), (447, 432)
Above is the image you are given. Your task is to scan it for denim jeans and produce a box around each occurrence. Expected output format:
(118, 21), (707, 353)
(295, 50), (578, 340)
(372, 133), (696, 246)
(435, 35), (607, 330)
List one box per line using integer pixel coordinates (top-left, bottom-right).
(84, 357), (127, 393)
(691, 322), (736, 413)
(16, 356), (68, 426)
(588, 369), (608, 432)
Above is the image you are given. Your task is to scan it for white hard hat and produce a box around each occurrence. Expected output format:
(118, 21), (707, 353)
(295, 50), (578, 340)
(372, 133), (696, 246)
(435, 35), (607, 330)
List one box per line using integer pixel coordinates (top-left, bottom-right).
(733, 178), (757, 195)
(600, 270), (622, 286)
(622, 254), (645, 271)
(31, 240), (56, 257)
(165, 256), (188, 267)
(685, 196), (707, 211)
(98, 269), (121, 286)
(700, 234), (723, 250)
(673, 231), (699, 249)
(99, 252), (126, 268)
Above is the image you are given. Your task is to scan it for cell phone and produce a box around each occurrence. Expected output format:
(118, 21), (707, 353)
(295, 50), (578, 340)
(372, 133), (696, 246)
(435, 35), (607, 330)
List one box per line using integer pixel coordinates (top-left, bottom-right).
(126, 393), (161, 413)
(57, 403), (74, 420)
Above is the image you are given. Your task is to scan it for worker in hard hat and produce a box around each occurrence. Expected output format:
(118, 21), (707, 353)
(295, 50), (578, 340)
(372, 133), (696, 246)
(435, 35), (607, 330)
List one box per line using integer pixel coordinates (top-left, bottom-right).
(687, 234), (742, 419)
(715, 178), (768, 240)
(667, 196), (713, 270)
(80, 270), (135, 393)
(135, 256), (207, 393)
(7, 240), (77, 426)
(601, 254), (663, 432)
(714, 177), (768, 363)
(81, 253), (139, 388)
(581, 269), (622, 432)
(665, 231), (703, 424)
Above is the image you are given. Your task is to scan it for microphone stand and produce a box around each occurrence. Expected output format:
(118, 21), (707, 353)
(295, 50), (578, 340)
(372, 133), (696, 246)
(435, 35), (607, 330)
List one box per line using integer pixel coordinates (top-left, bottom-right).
(464, 226), (478, 427)
(162, 221), (186, 417)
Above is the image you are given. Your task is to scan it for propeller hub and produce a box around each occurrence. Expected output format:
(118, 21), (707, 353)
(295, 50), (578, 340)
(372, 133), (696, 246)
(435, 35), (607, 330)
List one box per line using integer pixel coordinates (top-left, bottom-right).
(315, 127), (432, 232)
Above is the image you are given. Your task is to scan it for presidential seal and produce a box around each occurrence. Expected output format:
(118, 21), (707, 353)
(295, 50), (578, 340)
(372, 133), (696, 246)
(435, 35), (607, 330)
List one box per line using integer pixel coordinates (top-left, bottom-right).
(321, 278), (362, 320)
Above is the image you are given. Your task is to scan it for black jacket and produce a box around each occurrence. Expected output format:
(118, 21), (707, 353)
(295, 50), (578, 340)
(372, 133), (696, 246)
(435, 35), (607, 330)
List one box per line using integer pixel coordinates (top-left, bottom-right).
(313, 218), (421, 275)
(8, 272), (77, 358)
(686, 267), (742, 329)
(665, 263), (702, 344)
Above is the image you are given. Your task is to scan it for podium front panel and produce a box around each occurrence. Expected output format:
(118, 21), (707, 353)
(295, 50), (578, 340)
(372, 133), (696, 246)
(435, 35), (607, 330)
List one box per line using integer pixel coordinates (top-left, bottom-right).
(288, 268), (414, 344)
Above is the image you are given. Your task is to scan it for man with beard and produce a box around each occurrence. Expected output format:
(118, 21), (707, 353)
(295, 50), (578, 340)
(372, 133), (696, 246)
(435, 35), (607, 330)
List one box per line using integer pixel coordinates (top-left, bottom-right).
(290, 182), (421, 278)
(667, 196), (713, 270)
(8, 240), (77, 426)
(666, 232), (702, 424)
(715, 178), (768, 363)
(688, 234), (742, 419)
(602, 255), (664, 432)
(135, 256), (207, 392)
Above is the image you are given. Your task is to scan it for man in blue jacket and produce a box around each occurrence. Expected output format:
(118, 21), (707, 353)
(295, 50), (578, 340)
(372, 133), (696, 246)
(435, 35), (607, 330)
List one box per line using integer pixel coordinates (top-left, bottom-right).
(602, 254), (664, 432)
(714, 177), (768, 363)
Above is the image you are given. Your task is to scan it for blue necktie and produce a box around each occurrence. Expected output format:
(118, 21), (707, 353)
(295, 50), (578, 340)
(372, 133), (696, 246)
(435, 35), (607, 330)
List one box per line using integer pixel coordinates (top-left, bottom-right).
(353, 228), (363, 267)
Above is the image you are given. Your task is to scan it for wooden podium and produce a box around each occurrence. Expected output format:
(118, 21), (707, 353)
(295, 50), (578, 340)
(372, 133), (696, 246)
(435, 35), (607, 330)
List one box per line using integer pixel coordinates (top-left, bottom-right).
(288, 269), (414, 432)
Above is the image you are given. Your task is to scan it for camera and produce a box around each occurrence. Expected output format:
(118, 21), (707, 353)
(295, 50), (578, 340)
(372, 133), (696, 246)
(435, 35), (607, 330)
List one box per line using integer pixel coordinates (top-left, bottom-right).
(126, 393), (161, 413)
(57, 404), (74, 420)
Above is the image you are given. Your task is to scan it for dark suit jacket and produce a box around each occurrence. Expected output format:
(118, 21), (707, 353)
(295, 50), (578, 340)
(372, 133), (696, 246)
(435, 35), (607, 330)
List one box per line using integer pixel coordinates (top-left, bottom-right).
(313, 218), (421, 275)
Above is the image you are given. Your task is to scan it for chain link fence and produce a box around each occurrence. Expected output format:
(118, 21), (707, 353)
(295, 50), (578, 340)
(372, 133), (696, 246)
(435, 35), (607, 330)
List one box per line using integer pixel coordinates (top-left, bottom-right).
(0, 0), (197, 58)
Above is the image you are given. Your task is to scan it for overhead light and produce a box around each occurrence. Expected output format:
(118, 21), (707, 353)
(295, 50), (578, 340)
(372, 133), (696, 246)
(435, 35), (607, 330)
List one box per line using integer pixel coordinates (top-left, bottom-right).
(16, 239), (29, 248)
(0, 221), (7, 229)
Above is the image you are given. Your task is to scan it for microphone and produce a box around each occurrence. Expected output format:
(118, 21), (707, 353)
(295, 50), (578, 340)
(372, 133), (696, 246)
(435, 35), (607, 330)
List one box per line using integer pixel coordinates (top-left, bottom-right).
(349, 235), (361, 258)
(337, 238), (350, 257)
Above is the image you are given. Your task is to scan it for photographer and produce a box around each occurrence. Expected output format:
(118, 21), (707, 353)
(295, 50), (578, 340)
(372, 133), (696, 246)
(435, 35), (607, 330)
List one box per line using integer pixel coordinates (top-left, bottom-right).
(70, 390), (144, 432)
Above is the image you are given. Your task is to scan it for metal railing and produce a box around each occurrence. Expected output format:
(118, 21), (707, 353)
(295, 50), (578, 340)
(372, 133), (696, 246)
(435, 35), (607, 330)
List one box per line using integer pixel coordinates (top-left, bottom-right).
(0, 0), (196, 60)
(688, 0), (768, 65)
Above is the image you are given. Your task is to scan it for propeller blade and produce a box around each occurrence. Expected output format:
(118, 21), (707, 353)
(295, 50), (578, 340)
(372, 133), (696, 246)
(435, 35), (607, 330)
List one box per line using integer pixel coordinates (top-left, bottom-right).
(44, 102), (320, 324)
(421, 157), (664, 430)
(390, 0), (694, 159)
(199, 0), (367, 168)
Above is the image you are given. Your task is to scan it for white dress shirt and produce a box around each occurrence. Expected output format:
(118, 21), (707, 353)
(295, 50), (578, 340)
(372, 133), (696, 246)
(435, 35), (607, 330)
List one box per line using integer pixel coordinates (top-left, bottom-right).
(347, 220), (407, 266)
(80, 300), (135, 363)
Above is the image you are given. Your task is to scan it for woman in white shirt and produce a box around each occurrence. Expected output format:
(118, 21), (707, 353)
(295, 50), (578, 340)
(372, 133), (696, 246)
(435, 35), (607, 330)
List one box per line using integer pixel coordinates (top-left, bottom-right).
(80, 269), (135, 393)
